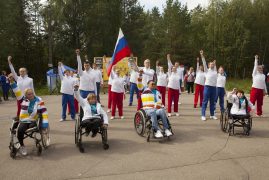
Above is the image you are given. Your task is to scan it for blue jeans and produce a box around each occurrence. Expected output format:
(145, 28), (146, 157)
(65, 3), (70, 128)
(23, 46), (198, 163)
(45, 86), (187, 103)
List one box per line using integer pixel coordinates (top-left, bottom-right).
(129, 83), (139, 104)
(145, 108), (169, 131)
(80, 90), (95, 99)
(201, 86), (216, 117)
(62, 93), (75, 119)
(96, 82), (101, 103)
(215, 87), (225, 112)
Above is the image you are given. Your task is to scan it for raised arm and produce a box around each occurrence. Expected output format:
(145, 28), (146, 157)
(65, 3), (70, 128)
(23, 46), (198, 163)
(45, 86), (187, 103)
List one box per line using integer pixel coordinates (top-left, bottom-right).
(8, 75), (23, 100)
(74, 86), (85, 107)
(196, 58), (199, 73)
(156, 60), (160, 75)
(29, 78), (35, 95)
(167, 54), (173, 75)
(200, 50), (208, 72)
(76, 49), (83, 77)
(8, 56), (18, 81)
(227, 88), (237, 103)
(213, 60), (217, 71)
(58, 62), (64, 80)
(252, 55), (258, 77)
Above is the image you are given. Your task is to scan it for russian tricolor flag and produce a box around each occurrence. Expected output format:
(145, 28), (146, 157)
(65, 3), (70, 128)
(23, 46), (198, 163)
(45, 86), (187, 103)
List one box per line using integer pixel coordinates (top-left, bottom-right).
(107, 28), (131, 76)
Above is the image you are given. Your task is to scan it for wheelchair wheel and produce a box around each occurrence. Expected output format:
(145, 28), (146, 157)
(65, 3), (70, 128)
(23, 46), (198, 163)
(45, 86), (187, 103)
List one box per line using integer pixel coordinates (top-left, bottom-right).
(249, 117), (252, 130)
(220, 111), (225, 131)
(41, 126), (50, 149)
(223, 111), (229, 132)
(101, 128), (109, 150)
(134, 110), (146, 136)
(10, 145), (17, 159)
(36, 143), (42, 156)
(75, 116), (80, 145)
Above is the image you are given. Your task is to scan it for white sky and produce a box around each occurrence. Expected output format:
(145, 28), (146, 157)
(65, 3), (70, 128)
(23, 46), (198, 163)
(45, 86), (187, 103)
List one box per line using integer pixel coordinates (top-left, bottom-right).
(40, 0), (209, 11)
(139, 0), (210, 11)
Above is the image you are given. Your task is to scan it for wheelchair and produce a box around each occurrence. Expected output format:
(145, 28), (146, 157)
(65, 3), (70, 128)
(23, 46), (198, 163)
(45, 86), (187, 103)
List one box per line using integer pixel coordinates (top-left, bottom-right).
(134, 108), (173, 142)
(75, 108), (109, 153)
(220, 101), (252, 136)
(9, 114), (50, 159)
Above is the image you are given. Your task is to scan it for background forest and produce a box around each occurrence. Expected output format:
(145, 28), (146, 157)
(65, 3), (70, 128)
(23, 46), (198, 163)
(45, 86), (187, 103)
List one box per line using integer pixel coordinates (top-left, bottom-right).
(0, 0), (269, 84)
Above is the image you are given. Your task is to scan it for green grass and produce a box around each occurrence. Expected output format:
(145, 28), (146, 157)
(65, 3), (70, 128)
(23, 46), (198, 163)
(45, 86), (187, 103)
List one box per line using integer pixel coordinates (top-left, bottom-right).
(226, 78), (252, 93)
(35, 85), (60, 96)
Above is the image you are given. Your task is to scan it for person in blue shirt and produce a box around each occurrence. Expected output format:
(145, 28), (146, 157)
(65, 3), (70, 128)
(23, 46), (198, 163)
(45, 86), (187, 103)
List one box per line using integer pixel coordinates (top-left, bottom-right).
(0, 71), (10, 100)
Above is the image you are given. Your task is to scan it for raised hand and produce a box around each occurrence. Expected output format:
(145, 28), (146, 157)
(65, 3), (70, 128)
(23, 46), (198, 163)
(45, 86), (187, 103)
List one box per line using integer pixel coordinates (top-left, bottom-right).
(156, 60), (160, 66)
(74, 85), (79, 91)
(167, 54), (171, 60)
(255, 55), (259, 59)
(7, 56), (12, 64)
(75, 49), (80, 55)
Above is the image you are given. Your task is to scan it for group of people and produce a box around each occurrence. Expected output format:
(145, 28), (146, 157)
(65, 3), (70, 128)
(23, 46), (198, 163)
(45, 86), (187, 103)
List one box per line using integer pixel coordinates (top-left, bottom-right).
(2, 49), (269, 155)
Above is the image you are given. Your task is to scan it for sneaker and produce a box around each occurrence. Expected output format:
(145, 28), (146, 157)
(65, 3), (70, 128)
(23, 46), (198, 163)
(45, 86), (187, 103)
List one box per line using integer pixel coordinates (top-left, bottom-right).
(128, 103), (132, 106)
(71, 118), (76, 121)
(168, 113), (172, 117)
(194, 105), (197, 108)
(178, 102), (182, 105)
(59, 118), (65, 122)
(201, 116), (206, 121)
(120, 116), (124, 119)
(91, 130), (98, 138)
(107, 109), (111, 113)
(110, 116), (114, 120)
(175, 113), (179, 116)
(165, 129), (173, 137)
(210, 116), (218, 120)
(19, 146), (27, 156)
(154, 130), (163, 138)
(101, 105), (104, 107)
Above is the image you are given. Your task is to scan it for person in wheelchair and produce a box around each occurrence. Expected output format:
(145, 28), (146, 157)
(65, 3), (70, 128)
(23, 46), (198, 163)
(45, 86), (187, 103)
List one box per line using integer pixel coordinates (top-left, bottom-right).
(140, 79), (172, 138)
(74, 85), (108, 137)
(8, 75), (49, 156)
(227, 88), (255, 119)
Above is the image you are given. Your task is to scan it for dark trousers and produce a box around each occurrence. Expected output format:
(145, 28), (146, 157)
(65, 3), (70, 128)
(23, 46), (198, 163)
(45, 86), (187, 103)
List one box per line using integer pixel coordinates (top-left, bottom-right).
(186, 82), (194, 94)
(2, 86), (9, 100)
(18, 122), (37, 146)
(81, 118), (102, 133)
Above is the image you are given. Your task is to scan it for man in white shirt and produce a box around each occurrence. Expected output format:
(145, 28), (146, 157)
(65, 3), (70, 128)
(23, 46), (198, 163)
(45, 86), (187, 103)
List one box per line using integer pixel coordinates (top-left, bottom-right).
(76, 49), (97, 99)
(8, 56), (35, 118)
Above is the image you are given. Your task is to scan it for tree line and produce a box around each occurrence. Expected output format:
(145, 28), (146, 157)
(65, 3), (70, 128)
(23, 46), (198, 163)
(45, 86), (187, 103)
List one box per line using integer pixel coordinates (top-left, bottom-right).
(0, 0), (268, 84)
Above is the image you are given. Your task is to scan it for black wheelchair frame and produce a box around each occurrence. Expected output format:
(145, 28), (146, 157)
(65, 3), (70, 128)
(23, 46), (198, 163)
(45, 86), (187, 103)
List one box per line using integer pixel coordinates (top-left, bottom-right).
(220, 100), (252, 136)
(75, 108), (109, 153)
(9, 113), (50, 159)
(134, 108), (173, 142)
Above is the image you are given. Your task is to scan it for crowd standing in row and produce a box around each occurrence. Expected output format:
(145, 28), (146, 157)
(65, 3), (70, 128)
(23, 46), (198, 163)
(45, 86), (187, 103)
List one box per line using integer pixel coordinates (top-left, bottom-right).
(1, 50), (269, 154)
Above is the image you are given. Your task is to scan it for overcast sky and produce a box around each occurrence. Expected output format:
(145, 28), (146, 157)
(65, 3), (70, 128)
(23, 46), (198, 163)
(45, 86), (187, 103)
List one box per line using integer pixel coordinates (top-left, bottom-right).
(139, 0), (210, 11)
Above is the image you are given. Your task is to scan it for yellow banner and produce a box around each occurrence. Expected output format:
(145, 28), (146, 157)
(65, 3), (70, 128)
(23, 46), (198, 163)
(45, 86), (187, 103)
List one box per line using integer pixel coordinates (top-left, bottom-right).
(95, 57), (137, 81)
